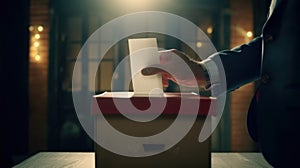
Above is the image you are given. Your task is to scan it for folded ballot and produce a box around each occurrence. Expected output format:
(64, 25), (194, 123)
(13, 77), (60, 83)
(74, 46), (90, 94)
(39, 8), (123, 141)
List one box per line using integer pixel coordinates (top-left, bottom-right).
(128, 38), (163, 96)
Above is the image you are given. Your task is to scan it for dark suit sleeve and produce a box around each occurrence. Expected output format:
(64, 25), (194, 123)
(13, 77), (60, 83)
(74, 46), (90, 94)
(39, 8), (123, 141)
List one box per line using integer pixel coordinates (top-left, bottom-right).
(206, 36), (262, 92)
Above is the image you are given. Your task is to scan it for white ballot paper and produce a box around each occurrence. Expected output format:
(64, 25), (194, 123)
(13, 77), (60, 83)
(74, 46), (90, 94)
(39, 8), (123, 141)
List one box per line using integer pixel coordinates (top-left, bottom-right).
(128, 38), (163, 96)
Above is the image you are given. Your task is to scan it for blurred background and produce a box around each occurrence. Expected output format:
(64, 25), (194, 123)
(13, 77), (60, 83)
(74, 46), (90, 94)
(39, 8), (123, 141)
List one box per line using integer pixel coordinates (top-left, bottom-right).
(1, 0), (271, 166)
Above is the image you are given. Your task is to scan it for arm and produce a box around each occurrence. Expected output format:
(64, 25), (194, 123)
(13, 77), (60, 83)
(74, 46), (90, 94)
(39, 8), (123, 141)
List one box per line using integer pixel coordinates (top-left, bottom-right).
(142, 37), (262, 92)
(202, 36), (262, 91)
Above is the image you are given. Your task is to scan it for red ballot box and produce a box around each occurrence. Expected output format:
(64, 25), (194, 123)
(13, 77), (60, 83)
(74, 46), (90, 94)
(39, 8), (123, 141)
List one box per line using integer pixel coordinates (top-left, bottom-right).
(92, 92), (216, 168)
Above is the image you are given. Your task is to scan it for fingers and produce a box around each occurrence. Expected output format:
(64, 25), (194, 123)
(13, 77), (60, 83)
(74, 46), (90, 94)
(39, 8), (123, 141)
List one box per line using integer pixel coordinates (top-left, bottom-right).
(141, 50), (175, 75)
(162, 73), (169, 87)
(141, 66), (170, 87)
(141, 66), (167, 76)
(142, 49), (198, 87)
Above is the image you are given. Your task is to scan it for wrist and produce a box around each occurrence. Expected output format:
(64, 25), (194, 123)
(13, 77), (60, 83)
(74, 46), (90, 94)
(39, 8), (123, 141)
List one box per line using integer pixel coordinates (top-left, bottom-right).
(198, 62), (211, 89)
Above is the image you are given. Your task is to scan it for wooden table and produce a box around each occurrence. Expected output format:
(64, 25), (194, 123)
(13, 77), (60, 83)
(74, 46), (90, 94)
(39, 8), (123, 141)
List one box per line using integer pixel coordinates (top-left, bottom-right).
(13, 152), (95, 168)
(212, 152), (272, 168)
(13, 152), (272, 168)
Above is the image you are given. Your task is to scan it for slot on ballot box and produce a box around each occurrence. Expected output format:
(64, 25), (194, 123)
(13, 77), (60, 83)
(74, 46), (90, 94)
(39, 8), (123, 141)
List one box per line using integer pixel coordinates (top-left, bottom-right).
(92, 92), (216, 168)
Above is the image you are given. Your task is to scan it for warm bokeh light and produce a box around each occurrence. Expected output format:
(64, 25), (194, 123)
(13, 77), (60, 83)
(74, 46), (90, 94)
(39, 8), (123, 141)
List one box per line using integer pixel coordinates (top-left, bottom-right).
(111, 0), (162, 11)
(123, 0), (152, 7)
(196, 42), (203, 48)
(29, 26), (34, 32)
(35, 55), (41, 62)
(206, 26), (213, 34)
(37, 26), (44, 32)
(34, 41), (40, 47)
(246, 31), (253, 38)
(30, 25), (43, 62)
(35, 33), (40, 39)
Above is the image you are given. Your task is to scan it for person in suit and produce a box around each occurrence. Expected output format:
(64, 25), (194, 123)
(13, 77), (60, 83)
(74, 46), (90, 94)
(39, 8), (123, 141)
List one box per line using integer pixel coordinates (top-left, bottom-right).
(142, 0), (300, 167)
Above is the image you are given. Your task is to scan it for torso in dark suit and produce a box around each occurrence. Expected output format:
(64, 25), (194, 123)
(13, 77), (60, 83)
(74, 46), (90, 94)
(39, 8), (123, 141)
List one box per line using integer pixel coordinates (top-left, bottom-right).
(209, 0), (300, 166)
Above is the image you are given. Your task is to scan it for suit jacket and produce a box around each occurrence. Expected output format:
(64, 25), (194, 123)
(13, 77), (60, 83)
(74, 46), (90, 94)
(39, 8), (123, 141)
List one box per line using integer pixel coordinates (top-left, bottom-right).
(207, 0), (300, 166)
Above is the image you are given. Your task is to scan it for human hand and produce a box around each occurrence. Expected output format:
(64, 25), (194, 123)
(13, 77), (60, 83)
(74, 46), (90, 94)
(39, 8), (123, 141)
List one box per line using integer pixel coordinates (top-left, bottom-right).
(141, 49), (207, 88)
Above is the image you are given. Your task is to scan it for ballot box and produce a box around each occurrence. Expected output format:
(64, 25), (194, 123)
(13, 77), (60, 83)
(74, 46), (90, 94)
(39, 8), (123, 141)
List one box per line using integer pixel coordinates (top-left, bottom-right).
(92, 92), (216, 168)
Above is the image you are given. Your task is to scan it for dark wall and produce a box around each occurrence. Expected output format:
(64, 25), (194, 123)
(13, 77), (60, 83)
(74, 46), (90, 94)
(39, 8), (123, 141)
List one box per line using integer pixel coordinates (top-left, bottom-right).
(0, 0), (29, 167)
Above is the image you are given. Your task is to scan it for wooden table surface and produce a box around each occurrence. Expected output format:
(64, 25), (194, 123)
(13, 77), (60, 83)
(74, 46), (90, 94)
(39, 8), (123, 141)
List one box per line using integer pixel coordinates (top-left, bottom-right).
(13, 152), (272, 168)
(212, 152), (272, 168)
(13, 152), (95, 168)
